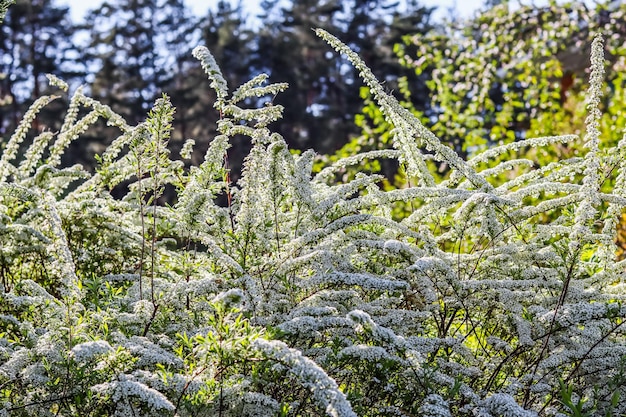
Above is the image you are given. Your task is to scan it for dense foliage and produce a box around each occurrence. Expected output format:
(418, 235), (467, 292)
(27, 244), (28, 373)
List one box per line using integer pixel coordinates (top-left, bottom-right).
(330, 0), (626, 242)
(397, 0), (626, 156)
(334, 0), (626, 164)
(1, 21), (626, 417)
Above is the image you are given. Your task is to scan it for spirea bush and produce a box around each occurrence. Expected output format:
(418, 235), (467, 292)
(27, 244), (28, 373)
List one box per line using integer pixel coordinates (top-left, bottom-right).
(0, 30), (625, 417)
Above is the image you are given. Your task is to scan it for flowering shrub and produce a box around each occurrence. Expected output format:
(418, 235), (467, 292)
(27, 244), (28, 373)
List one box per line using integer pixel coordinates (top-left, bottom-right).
(0, 28), (625, 417)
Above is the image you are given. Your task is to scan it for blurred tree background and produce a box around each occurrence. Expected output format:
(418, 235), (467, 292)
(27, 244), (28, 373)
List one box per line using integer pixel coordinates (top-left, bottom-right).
(1, 0), (625, 182)
(0, 0), (435, 175)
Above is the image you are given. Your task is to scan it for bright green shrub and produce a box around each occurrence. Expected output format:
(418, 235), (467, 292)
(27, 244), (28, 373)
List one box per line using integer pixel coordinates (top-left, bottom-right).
(332, 2), (626, 190)
(397, 1), (626, 154)
(0, 28), (625, 417)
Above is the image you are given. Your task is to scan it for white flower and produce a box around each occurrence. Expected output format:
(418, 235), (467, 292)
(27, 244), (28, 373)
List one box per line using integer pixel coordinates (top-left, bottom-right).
(70, 340), (113, 364)
(211, 288), (244, 308)
(481, 393), (538, 417)
(92, 376), (175, 413)
(419, 394), (452, 417)
(253, 339), (357, 417)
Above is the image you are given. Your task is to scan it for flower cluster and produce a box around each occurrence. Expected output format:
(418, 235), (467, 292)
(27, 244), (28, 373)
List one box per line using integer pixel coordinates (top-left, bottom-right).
(0, 26), (625, 417)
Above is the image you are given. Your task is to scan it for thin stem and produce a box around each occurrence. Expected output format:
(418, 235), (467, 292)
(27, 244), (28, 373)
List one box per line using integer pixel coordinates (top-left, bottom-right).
(224, 152), (235, 232)
(136, 144), (145, 300)
(151, 145), (158, 306)
(524, 248), (579, 407)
